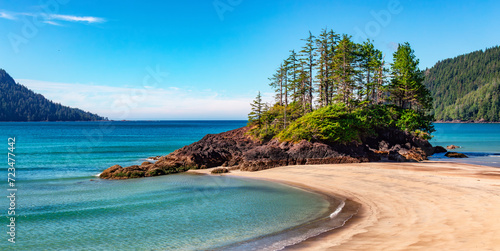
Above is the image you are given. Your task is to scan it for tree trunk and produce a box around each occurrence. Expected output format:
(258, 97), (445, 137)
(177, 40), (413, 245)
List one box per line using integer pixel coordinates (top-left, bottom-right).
(279, 79), (283, 106)
(309, 63), (313, 112)
(284, 71), (288, 129)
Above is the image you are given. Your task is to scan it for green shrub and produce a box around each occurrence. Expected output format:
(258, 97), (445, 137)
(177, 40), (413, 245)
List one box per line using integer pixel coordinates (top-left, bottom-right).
(396, 109), (435, 134)
(278, 104), (371, 143)
(249, 103), (434, 143)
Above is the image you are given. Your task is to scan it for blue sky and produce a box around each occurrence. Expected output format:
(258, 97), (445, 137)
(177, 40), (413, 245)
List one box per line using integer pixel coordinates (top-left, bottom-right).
(1, 0), (499, 119)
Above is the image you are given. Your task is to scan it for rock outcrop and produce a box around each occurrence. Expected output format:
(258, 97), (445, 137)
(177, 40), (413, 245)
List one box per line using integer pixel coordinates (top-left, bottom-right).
(445, 152), (468, 158)
(100, 126), (437, 179)
(433, 146), (448, 153)
(211, 167), (229, 174)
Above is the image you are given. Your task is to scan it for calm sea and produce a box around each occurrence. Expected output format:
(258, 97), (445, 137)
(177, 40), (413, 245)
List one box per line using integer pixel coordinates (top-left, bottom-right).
(0, 121), (498, 250)
(429, 123), (500, 167)
(0, 121), (331, 250)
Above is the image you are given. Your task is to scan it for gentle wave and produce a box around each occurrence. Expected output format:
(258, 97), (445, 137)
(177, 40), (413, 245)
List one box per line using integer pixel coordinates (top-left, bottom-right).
(269, 200), (356, 251)
(221, 196), (358, 251)
(330, 200), (346, 218)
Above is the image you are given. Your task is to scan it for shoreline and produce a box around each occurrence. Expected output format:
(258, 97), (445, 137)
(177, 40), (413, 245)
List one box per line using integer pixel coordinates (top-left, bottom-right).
(434, 120), (500, 123)
(188, 168), (361, 251)
(191, 161), (500, 250)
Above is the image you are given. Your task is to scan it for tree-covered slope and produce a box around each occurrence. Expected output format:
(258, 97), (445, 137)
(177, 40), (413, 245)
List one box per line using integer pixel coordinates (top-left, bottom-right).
(0, 69), (106, 121)
(424, 46), (500, 121)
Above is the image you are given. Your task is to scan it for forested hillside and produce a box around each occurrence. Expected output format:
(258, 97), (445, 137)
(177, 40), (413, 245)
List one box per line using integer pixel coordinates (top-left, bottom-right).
(0, 69), (106, 121)
(424, 46), (500, 122)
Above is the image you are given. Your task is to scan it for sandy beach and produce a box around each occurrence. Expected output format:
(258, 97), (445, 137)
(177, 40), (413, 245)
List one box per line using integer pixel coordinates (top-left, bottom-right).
(191, 161), (500, 250)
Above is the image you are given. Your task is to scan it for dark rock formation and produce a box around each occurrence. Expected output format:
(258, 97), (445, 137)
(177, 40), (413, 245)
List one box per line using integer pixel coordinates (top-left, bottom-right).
(211, 167), (229, 174)
(433, 146), (448, 154)
(100, 126), (436, 179)
(445, 152), (468, 158)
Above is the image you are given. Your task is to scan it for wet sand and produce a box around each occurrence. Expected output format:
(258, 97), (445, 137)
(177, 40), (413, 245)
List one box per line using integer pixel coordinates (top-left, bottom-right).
(191, 161), (500, 250)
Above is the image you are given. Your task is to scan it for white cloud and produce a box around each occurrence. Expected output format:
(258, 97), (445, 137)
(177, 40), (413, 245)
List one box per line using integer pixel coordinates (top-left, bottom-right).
(47, 14), (106, 24)
(0, 10), (106, 24)
(16, 79), (253, 120)
(43, 20), (62, 26)
(0, 11), (16, 20)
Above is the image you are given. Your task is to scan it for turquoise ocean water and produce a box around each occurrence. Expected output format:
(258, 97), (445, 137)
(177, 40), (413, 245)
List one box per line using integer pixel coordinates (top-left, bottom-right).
(0, 121), (332, 250)
(0, 121), (498, 250)
(429, 123), (500, 167)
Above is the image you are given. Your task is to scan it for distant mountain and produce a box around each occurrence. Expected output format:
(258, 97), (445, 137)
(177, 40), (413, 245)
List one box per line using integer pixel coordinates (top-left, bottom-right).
(424, 46), (500, 122)
(0, 69), (106, 121)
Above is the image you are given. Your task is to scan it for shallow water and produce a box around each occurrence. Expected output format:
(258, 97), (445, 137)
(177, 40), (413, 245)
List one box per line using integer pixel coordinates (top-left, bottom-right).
(7, 174), (331, 250)
(2, 121), (498, 250)
(0, 121), (331, 250)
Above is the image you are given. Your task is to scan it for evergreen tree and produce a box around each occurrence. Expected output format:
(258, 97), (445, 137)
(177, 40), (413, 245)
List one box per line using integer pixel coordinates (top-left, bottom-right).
(282, 59), (290, 128)
(269, 65), (284, 106)
(300, 31), (316, 112)
(374, 56), (388, 104)
(327, 29), (340, 105)
(315, 28), (339, 107)
(359, 39), (383, 103)
(389, 42), (431, 111)
(297, 62), (309, 113)
(248, 91), (264, 128)
(248, 30), (437, 140)
(287, 50), (300, 102)
(316, 28), (329, 107)
(332, 34), (358, 108)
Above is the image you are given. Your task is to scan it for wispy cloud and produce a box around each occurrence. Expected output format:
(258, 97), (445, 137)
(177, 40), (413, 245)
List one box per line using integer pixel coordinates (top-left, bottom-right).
(42, 20), (62, 26)
(16, 79), (257, 120)
(0, 10), (106, 25)
(47, 14), (106, 24)
(0, 11), (16, 20)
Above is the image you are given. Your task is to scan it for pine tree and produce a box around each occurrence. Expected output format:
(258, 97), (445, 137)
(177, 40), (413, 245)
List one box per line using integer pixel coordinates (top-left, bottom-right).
(300, 31), (316, 112)
(287, 50), (300, 102)
(389, 42), (431, 111)
(248, 91), (264, 128)
(269, 65), (284, 106)
(359, 39), (383, 103)
(374, 56), (388, 104)
(297, 62), (309, 114)
(282, 59), (290, 128)
(316, 28), (332, 107)
(332, 34), (358, 108)
(327, 29), (340, 105)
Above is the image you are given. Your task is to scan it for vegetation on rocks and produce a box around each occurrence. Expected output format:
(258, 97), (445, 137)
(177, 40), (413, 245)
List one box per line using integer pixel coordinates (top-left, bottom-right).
(248, 30), (434, 143)
(100, 29), (439, 180)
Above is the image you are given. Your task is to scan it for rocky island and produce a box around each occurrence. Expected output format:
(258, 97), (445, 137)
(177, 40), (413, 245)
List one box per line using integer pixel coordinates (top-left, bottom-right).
(102, 36), (443, 180)
(100, 125), (444, 179)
